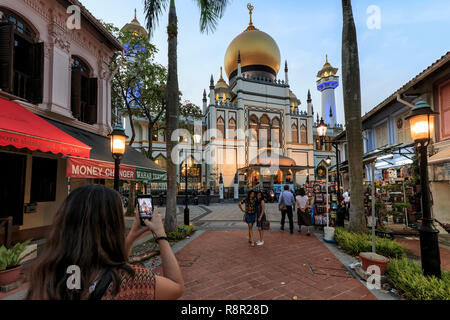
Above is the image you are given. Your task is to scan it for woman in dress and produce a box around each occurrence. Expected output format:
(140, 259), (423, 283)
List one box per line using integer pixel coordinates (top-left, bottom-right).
(238, 190), (257, 247)
(296, 188), (312, 236)
(255, 191), (267, 246)
(26, 185), (184, 300)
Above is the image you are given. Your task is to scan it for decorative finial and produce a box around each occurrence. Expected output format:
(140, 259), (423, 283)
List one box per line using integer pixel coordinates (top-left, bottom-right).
(210, 75), (214, 88)
(316, 113), (319, 122)
(326, 54), (328, 64)
(238, 51), (241, 63)
(307, 89), (312, 102)
(247, 3), (254, 25)
(245, 3), (257, 31)
(329, 106), (333, 117)
(203, 89), (207, 100)
(220, 67), (223, 79)
(285, 60), (288, 72)
(134, 8), (137, 20)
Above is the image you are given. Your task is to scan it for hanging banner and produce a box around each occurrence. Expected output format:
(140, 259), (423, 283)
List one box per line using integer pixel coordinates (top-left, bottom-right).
(67, 157), (136, 180)
(136, 167), (167, 182)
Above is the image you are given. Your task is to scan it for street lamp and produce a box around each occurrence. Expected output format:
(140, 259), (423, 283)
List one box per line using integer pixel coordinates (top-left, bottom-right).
(183, 134), (202, 226)
(317, 118), (328, 138)
(317, 120), (345, 226)
(324, 155), (334, 242)
(406, 100), (441, 278)
(109, 122), (128, 191)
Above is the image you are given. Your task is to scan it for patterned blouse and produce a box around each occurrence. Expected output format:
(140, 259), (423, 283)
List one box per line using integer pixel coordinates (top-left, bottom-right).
(102, 265), (156, 300)
(240, 198), (256, 215)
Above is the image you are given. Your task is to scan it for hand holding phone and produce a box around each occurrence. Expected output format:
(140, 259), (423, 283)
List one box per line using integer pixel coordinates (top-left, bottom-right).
(137, 195), (153, 227)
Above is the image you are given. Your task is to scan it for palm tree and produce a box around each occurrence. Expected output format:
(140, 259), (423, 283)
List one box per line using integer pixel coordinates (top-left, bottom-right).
(144, 0), (230, 232)
(341, 0), (366, 232)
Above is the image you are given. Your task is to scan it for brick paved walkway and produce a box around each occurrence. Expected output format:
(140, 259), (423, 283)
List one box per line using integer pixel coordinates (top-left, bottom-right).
(395, 237), (450, 271)
(176, 230), (376, 300)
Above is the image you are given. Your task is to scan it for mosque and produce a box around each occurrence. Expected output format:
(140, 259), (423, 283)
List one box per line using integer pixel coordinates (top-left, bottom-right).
(202, 4), (342, 191)
(121, 5), (343, 192)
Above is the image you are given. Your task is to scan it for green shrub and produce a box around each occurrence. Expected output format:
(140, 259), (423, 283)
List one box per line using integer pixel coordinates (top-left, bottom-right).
(0, 240), (35, 271)
(334, 227), (405, 259)
(167, 225), (196, 241)
(387, 258), (450, 300)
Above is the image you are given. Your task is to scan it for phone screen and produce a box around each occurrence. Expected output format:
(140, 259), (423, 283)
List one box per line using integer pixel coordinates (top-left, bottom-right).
(138, 197), (153, 225)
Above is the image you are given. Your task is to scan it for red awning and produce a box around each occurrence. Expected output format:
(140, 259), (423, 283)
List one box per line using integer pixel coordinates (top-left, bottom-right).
(0, 98), (91, 158)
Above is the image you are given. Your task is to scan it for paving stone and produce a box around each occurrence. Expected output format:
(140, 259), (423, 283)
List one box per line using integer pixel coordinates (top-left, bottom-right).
(176, 230), (375, 300)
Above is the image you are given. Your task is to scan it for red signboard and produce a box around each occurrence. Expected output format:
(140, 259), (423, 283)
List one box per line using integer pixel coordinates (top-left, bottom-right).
(67, 157), (136, 180)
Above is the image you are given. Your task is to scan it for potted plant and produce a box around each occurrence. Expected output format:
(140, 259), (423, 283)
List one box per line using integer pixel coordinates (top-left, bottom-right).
(359, 252), (390, 275)
(0, 240), (35, 286)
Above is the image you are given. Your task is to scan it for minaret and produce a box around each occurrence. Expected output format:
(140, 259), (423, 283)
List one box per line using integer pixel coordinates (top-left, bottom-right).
(202, 89), (207, 113)
(209, 75), (217, 140)
(284, 60), (289, 85)
(237, 51), (242, 78)
(209, 75), (215, 104)
(317, 55), (339, 127)
(307, 89), (313, 116)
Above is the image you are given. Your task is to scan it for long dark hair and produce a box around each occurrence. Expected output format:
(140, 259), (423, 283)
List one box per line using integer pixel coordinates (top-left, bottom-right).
(26, 185), (134, 300)
(256, 191), (264, 205)
(246, 190), (255, 202)
(298, 188), (306, 197)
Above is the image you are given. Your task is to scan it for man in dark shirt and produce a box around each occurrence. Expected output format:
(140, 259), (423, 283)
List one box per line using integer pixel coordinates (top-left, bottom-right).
(279, 185), (296, 234)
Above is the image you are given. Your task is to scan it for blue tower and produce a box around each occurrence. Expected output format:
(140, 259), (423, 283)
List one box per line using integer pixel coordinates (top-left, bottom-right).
(316, 55), (339, 127)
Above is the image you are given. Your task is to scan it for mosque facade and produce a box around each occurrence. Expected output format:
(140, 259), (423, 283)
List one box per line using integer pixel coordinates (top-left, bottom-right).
(121, 5), (343, 192)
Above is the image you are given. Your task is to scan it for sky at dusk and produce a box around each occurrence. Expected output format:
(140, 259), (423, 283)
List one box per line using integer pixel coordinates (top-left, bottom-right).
(81, 0), (450, 125)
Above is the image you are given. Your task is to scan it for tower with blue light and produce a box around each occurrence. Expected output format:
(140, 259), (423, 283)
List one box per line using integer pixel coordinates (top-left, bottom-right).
(316, 55), (339, 127)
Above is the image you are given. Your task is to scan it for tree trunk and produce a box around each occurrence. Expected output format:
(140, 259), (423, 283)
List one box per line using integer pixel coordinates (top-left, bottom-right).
(126, 181), (136, 216)
(341, 0), (366, 232)
(164, 0), (179, 233)
(148, 122), (154, 160)
(126, 106), (136, 216)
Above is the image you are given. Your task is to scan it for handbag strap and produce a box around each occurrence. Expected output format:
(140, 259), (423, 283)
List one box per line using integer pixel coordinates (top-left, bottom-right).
(89, 270), (113, 300)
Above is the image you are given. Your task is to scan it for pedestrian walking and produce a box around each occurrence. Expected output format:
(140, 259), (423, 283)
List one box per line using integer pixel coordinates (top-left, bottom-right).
(26, 185), (184, 300)
(296, 188), (311, 236)
(255, 191), (267, 246)
(279, 185), (296, 234)
(239, 190), (257, 246)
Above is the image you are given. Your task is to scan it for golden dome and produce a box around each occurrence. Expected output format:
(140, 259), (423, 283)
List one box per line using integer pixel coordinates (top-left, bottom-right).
(121, 9), (149, 39)
(224, 5), (281, 79)
(289, 90), (297, 99)
(215, 67), (230, 90)
(317, 54), (338, 79)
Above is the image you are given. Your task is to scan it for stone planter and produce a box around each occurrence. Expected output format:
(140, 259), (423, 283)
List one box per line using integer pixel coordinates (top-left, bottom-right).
(323, 227), (335, 243)
(0, 265), (22, 286)
(359, 252), (390, 275)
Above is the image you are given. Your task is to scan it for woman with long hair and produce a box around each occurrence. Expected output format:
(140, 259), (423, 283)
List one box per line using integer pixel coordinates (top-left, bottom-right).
(238, 190), (257, 247)
(255, 191), (267, 246)
(296, 188), (311, 236)
(26, 185), (184, 300)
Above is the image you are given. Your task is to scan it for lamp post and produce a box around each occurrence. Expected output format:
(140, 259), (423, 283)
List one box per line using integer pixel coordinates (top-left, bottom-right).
(406, 100), (441, 278)
(109, 122), (128, 191)
(183, 134), (201, 226)
(317, 118), (345, 226)
(325, 156), (332, 226)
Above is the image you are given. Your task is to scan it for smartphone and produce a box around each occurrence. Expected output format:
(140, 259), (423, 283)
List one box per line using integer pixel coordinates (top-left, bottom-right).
(137, 195), (153, 226)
